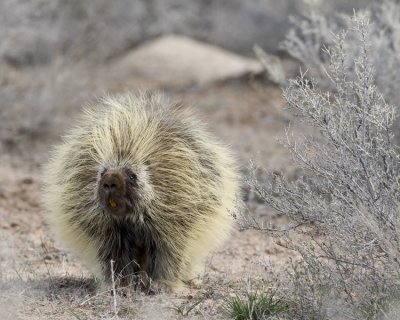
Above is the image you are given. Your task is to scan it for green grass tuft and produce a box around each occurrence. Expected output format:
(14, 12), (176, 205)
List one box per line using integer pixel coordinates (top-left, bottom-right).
(226, 291), (288, 320)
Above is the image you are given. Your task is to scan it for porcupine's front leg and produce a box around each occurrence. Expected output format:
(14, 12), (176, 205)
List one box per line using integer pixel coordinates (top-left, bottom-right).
(146, 245), (185, 293)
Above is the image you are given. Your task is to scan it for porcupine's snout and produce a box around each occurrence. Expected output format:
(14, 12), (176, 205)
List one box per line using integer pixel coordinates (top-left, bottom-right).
(99, 169), (129, 216)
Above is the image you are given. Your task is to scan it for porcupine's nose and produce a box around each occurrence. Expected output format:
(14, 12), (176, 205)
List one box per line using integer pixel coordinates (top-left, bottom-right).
(99, 170), (126, 210)
(102, 171), (123, 191)
(103, 180), (116, 192)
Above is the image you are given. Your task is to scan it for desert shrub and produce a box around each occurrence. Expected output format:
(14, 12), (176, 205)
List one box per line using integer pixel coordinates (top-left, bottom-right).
(283, 0), (400, 144)
(283, 0), (400, 104)
(248, 6), (400, 320)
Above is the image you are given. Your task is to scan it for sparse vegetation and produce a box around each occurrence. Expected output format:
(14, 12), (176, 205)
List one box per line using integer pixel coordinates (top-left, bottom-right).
(248, 2), (400, 319)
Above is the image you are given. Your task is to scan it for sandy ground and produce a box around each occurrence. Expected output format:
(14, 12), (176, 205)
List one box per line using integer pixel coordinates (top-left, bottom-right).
(0, 38), (298, 319)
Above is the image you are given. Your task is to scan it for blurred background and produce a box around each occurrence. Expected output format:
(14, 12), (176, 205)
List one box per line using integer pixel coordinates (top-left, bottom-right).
(0, 1), (384, 318)
(0, 0), (372, 169)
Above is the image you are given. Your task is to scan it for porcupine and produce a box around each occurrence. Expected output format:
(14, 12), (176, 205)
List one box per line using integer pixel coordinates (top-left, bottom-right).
(43, 92), (241, 291)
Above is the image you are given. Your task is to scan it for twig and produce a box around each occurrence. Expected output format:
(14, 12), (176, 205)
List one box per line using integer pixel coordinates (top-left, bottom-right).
(111, 260), (118, 316)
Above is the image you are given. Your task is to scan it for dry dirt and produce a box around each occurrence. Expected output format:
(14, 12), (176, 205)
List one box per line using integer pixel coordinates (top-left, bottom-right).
(0, 37), (298, 320)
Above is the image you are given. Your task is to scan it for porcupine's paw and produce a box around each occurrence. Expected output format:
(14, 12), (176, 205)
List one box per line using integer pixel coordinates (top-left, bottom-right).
(187, 276), (203, 289)
(146, 279), (185, 295)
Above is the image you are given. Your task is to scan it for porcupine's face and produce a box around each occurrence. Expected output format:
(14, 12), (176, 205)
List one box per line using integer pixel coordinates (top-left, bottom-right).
(98, 167), (138, 217)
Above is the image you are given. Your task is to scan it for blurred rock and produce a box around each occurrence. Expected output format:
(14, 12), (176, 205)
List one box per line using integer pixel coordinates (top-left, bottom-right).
(109, 35), (263, 87)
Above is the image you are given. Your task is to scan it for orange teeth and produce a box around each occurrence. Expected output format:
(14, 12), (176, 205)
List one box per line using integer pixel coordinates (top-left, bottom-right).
(109, 197), (117, 208)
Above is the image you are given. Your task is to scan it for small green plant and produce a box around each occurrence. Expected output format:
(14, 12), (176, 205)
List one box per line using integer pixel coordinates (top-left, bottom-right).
(226, 291), (288, 320)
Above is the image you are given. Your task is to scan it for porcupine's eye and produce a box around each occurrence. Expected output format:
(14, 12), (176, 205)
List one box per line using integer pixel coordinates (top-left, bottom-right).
(124, 168), (137, 182)
(129, 173), (137, 181)
(100, 168), (107, 177)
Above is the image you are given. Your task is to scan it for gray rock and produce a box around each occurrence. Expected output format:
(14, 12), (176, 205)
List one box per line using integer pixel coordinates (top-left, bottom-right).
(109, 35), (263, 87)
